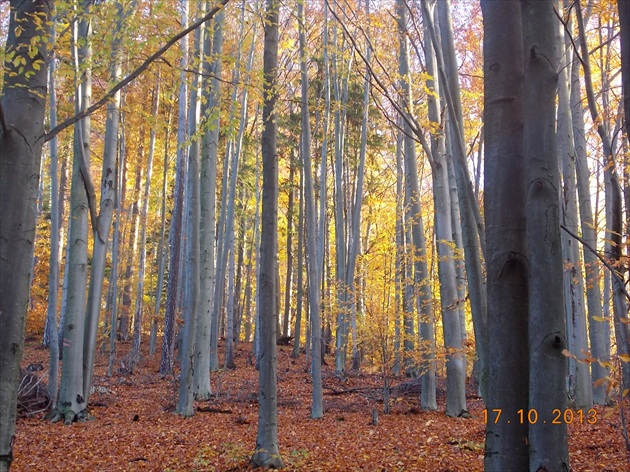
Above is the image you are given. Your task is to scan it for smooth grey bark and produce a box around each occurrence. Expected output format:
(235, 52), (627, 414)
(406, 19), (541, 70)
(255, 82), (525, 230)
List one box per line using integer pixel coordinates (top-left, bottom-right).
(482, 1), (529, 469)
(576, 0), (630, 390)
(347, 0), (371, 372)
(422, 0), (466, 417)
(223, 16), (255, 369)
(46, 19), (60, 406)
(107, 130), (125, 377)
(522, 1), (569, 469)
(427, 0), (488, 397)
(119, 166), (142, 342)
(130, 81), (159, 371)
(398, 0), (436, 397)
(211, 4), (249, 371)
(292, 166), (305, 358)
(178, 15), (203, 416)
(393, 127), (404, 378)
(160, 0), (190, 376)
(55, 1), (94, 423)
(251, 0), (283, 467)
(298, 0), (323, 419)
(282, 157), (296, 339)
(0, 0), (51, 467)
(83, 0), (135, 403)
(332, 9), (352, 373)
(556, 15), (592, 410)
(196, 7), (223, 399)
(569, 45), (608, 404)
(151, 106), (172, 357)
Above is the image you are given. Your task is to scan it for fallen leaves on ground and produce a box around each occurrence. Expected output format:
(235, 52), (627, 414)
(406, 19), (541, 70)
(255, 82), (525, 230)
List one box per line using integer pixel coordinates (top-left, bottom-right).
(13, 340), (629, 471)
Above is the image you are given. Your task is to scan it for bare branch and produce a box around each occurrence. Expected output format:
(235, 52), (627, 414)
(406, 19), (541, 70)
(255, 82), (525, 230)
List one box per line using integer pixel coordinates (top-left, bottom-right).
(560, 224), (630, 302)
(43, 0), (230, 142)
(75, 119), (103, 244)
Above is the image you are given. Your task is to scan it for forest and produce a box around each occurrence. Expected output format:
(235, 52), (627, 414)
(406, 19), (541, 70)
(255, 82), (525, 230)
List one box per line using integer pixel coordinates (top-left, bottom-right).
(0, 0), (629, 470)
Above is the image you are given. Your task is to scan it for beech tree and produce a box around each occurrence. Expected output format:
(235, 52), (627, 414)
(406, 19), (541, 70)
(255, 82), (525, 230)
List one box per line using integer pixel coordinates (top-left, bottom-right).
(484, 0), (569, 469)
(251, 0), (283, 467)
(482, 0), (528, 468)
(0, 1), (52, 468)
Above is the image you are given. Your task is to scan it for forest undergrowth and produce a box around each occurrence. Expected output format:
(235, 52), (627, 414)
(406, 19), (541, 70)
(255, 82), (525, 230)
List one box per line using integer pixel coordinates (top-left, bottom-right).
(13, 337), (628, 472)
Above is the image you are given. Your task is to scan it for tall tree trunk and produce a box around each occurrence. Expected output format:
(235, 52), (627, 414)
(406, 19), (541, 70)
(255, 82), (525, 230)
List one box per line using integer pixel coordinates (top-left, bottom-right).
(160, 0), (190, 376)
(298, 0), (324, 419)
(119, 165), (142, 341)
(130, 80), (159, 371)
(570, 44), (608, 404)
(292, 165), (305, 358)
(0, 0), (51, 467)
(482, 1), (529, 469)
(393, 126), (403, 378)
(428, 0), (488, 397)
(46, 17), (61, 406)
(150, 105), (173, 357)
(196, 7), (223, 395)
(177, 12), (203, 416)
(55, 1), (95, 423)
(223, 16), (255, 368)
(107, 145), (125, 377)
(283, 155), (296, 339)
(200, 7), (225, 384)
(422, 0), (466, 417)
(83, 0), (136, 402)
(251, 0), (283, 467)
(522, 1), (569, 468)
(576, 0), (630, 390)
(347, 0), (371, 372)
(556, 13), (591, 409)
(329, 3), (354, 374)
(398, 0), (436, 398)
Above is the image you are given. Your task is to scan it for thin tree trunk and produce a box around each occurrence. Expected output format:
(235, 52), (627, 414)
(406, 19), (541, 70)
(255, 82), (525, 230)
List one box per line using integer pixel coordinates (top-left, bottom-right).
(107, 147), (124, 377)
(160, 0), (189, 376)
(569, 44), (609, 404)
(428, 0), (488, 397)
(283, 156), (296, 339)
(576, 0), (630, 389)
(347, 0), (371, 372)
(298, 0), (323, 419)
(83, 0), (136, 403)
(556, 13), (591, 409)
(119, 165), (142, 342)
(54, 1), (95, 423)
(423, 0), (466, 417)
(150, 105), (172, 357)
(251, 0), (283, 466)
(178, 3), (206, 416)
(130, 79), (159, 371)
(398, 0), (436, 401)
(292, 165), (305, 358)
(195, 5), (223, 399)
(46, 18), (61, 406)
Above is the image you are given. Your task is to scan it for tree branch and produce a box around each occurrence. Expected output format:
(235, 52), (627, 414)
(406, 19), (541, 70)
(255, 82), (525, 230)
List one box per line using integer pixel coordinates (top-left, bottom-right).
(560, 224), (630, 302)
(43, 0), (230, 142)
(76, 119), (103, 244)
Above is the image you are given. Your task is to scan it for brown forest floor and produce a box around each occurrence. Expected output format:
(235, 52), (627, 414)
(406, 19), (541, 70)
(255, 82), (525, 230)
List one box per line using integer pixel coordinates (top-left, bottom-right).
(13, 337), (629, 472)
